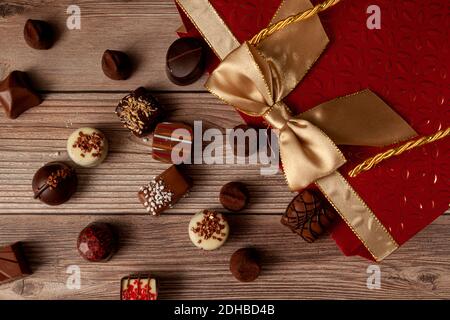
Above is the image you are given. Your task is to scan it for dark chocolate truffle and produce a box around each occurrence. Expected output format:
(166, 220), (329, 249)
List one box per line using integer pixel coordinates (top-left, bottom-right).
(0, 71), (42, 119)
(281, 190), (337, 243)
(166, 37), (206, 86)
(230, 248), (261, 282)
(102, 50), (133, 80)
(77, 222), (117, 262)
(32, 162), (77, 206)
(219, 181), (249, 212)
(115, 87), (164, 137)
(23, 19), (54, 50)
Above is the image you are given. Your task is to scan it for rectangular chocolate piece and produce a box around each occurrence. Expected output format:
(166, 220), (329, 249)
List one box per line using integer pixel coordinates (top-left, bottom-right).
(152, 122), (193, 164)
(115, 87), (164, 137)
(121, 274), (158, 300)
(138, 165), (192, 215)
(0, 242), (32, 285)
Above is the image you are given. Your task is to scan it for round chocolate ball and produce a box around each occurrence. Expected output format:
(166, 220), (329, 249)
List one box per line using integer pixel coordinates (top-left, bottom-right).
(32, 162), (77, 206)
(166, 37), (207, 86)
(230, 248), (261, 282)
(220, 182), (249, 212)
(77, 222), (117, 262)
(23, 19), (54, 50)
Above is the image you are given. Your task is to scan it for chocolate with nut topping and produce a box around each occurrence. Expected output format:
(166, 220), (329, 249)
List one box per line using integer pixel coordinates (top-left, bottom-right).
(115, 87), (164, 137)
(188, 210), (230, 251)
(67, 128), (109, 168)
(32, 162), (77, 206)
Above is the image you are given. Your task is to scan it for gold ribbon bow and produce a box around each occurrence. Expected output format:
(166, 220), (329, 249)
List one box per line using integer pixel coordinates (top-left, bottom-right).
(177, 0), (418, 261)
(206, 42), (416, 190)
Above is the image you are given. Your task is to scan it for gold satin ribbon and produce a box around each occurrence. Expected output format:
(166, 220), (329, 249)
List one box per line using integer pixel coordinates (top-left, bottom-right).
(176, 0), (417, 261)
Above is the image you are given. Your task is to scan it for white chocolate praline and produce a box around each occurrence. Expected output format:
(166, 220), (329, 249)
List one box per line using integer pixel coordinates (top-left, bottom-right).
(67, 127), (108, 168)
(121, 277), (158, 300)
(188, 210), (229, 251)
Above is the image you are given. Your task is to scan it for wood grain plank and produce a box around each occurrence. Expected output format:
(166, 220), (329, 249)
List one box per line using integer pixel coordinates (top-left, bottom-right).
(0, 92), (293, 215)
(0, 214), (449, 300)
(0, 0), (207, 91)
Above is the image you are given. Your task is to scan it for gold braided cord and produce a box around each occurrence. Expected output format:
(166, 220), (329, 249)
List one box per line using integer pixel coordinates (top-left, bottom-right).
(249, 0), (341, 46)
(247, 0), (448, 178)
(349, 127), (450, 178)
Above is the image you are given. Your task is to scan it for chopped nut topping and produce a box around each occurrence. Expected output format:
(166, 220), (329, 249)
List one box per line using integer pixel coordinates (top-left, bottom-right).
(72, 131), (104, 158)
(47, 168), (73, 189)
(116, 91), (160, 135)
(192, 211), (227, 241)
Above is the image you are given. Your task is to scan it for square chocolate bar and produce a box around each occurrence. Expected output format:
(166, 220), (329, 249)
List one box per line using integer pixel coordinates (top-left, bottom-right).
(152, 122), (193, 164)
(115, 87), (164, 137)
(138, 165), (192, 215)
(121, 274), (158, 300)
(0, 242), (32, 285)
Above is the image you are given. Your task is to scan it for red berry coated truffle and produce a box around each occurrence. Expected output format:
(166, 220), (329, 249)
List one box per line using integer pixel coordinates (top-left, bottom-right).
(77, 222), (117, 262)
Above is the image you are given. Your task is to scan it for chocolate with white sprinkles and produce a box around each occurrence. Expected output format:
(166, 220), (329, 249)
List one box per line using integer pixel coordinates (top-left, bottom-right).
(138, 165), (192, 215)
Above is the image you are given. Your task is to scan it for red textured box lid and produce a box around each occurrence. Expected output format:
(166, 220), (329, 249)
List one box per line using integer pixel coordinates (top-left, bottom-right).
(177, 0), (450, 260)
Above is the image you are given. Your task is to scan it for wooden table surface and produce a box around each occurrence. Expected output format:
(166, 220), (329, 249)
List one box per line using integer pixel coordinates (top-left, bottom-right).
(0, 0), (449, 300)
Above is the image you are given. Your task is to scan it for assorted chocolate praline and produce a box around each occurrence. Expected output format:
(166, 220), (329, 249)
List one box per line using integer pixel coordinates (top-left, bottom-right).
(0, 71), (42, 119)
(115, 87), (165, 137)
(23, 19), (55, 50)
(102, 50), (133, 80)
(166, 37), (207, 86)
(230, 248), (261, 282)
(0, 242), (32, 285)
(77, 222), (117, 262)
(281, 190), (337, 243)
(32, 162), (78, 206)
(121, 274), (158, 300)
(220, 181), (249, 212)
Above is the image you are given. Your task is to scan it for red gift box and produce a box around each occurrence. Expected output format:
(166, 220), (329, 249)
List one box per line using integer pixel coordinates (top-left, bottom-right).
(176, 0), (449, 261)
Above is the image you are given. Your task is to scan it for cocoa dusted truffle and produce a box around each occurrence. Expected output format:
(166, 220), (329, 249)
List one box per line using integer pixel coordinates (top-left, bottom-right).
(23, 19), (55, 50)
(0, 71), (42, 119)
(77, 222), (117, 262)
(219, 181), (249, 212)
(102, 50), (133, 80)
(230, 248), (261, 282)
(115, 87), (164, 137)
(281, 190), (337, 243)
(32, 162), (77, 206)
